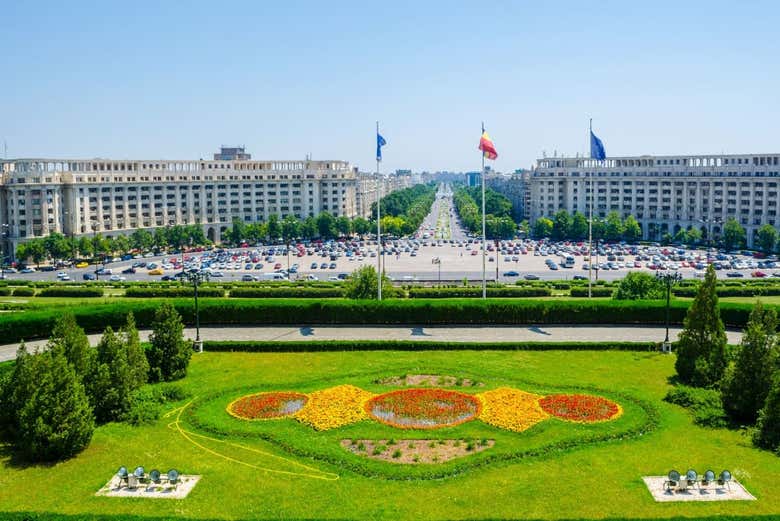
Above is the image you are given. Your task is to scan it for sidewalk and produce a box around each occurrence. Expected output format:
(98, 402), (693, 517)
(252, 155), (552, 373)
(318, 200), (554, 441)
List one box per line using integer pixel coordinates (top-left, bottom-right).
(0, 325), (743, 363)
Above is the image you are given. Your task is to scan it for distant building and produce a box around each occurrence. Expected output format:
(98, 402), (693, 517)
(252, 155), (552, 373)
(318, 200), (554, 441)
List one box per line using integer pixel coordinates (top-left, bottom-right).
(466, 172), (481, 187)
(487, 171), (529, 221)
(213, 146), (251, 161)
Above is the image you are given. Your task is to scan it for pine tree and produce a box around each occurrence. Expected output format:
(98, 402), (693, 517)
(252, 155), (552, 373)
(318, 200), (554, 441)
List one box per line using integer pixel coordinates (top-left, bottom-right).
(721, 301), (779, 423)
(675, 264), (728, 387)
(17, 350), (94, 461)
(0, 343), (32, 440)
(122, 313), (149, 387)
(147, 302), (192, 382)
(89, 327), (133, 423)
(754, 373), (780, 452)
(47, 312), (93, 379)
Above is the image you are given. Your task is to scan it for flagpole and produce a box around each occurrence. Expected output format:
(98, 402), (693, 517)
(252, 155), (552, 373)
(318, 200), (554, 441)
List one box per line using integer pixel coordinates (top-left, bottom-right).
(481, 122), (487, 300)
(588, 118), (593, 299)
(376, 121), (382, 301)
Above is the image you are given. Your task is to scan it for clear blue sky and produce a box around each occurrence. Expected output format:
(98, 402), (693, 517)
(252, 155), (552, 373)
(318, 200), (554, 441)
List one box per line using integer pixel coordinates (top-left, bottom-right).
(2, 0), (779, 173)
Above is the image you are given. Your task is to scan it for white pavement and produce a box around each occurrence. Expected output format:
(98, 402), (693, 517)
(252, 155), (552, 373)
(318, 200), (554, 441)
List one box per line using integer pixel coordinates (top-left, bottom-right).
(0, 325), (742, 363)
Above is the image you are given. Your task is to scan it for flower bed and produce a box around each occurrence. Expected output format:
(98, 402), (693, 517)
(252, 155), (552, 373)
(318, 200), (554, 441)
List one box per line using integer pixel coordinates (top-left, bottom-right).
(296, 385), (376, 431)
(365, 389), (481, 429)
(477, 387), (549, 432)
(539, 393), (622, 423)
(227, 391), (308, 420)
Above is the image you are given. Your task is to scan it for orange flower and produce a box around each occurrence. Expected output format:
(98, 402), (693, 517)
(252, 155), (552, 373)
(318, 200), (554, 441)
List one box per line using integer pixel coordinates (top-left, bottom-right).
(477, 387), (549, 432)
(296, 385), (375, 431)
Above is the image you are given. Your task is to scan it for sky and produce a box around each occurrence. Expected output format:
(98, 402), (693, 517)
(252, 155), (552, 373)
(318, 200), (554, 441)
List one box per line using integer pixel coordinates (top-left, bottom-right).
(1, 0), (779, 173)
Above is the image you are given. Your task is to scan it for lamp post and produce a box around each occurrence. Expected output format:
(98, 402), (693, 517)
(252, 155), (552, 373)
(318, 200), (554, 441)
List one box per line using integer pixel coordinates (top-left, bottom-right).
(0, 223), (9, 280)
(184, 268), (210, 353)
(432, 256), (441, 286)
(656, 270), (682, 353)
(91, 221), (100, 280)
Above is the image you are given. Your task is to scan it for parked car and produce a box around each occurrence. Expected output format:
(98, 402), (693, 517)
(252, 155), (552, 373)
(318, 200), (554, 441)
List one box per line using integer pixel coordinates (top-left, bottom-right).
(148, 268), (164, 275)
(122, 267), (136, 274)
(752, 270), (768, 278)
(109, 275), (126, 282)
(524, 274), (540, 280)
(75, 262), (89, 269)
(241, 274), (256, 282)
(726, 271), (744, 278)
(503, 270), (519, 277)
(82, 273), (96, 280)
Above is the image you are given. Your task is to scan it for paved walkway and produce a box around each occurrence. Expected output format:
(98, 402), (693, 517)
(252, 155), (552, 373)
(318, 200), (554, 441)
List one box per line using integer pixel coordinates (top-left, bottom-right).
(0, 325), (743, 363)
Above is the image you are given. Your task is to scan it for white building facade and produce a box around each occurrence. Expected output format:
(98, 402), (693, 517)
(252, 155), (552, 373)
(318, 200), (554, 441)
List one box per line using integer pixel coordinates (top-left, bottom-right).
(529, 153), (780, 247)
(0, 157), (356, 253)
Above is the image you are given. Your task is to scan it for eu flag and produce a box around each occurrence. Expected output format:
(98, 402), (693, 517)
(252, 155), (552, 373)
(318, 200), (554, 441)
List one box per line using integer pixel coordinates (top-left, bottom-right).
(590, 130), (606, 161)
(376, 133), (387, 162)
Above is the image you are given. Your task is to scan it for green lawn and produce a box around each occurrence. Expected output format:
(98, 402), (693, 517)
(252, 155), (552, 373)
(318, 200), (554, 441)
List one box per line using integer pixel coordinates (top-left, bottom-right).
(1, 350), (779, 521)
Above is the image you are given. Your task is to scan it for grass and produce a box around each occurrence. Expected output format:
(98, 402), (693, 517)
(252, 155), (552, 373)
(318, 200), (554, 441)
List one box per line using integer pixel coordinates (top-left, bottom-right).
(1, 350), (779, 520)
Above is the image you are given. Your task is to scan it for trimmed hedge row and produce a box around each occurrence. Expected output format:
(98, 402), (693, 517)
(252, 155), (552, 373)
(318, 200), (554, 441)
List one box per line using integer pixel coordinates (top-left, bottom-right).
(673, 285), (780, 298)
(0, 298), (757, 344)
(407, 287), (551, 298)
(11, 287), (35, 297)
(203, 339), (660, 352)
(0, 288), (10, 296)
(124, 287), (225, 298)
(570, 287), (614, 297)
(229, 287), (344, 298)
(38, 287), (105, 298)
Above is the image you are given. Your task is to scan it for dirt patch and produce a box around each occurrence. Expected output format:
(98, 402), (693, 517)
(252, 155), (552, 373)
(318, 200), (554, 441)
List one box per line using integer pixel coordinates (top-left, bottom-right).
(341, 438), (494, 464)
(374, 374), (484, 388)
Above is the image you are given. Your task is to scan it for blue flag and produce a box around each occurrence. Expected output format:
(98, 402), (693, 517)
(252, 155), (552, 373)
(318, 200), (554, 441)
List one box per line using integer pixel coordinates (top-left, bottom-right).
(590, 130), (606, 160)
(376, 133), (386, 162)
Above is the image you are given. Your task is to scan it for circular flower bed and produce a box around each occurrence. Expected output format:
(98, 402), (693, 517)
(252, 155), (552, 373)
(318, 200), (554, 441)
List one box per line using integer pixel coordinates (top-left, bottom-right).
(365, 388), (481, 429)
(539, 393), (622, 423)
(227, 391), (308, 420)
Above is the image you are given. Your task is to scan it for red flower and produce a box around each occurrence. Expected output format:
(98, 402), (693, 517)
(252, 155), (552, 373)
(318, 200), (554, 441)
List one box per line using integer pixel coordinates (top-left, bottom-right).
(365, 388), (481, 429)
(228, 392), (308, 420)
(539, 394), (621, 423)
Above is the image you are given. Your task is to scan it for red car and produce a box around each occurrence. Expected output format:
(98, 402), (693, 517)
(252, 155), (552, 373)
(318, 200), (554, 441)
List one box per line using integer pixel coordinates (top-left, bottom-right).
(752, 270), (768, 278)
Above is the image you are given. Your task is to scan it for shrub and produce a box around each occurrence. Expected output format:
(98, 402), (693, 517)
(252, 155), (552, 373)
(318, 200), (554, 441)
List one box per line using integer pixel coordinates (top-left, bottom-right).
(125, 287), (224, 298)
(570, 287), (613, 297)
(12, 287), (35, 297)
(229, 287), (344, 298)
(754, 375), (780, 452)
(408, 287), (551, 298)
(0, 288), (11, 296)
(343, 265), (395, 299)
(613, 272), (664, 300)
(664, 385), (728, 428)
(122, 383), (188, 426)
(38, 287), (104, 298)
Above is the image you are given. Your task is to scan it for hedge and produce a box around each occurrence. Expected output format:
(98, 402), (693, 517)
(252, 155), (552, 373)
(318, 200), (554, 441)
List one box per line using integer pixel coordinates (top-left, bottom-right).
(673, 285), (780, 298)
(203, 340), (661, 352)
(0, 288), (10, 296)
(570, 287), (614, 297)
(11, 287), (35, 297)
(124, 287), (225, 298)
(229, 287), (344, 298)
(0, 298), (757, 344)
(38, 287), (105, 298)
(407, 287), (551, 298)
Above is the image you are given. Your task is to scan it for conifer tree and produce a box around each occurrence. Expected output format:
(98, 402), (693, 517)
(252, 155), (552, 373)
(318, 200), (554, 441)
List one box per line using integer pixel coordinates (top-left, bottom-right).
(754, 374), (780, 452)
(89, 327), (133, 423)
(675, 264), (728, 387)
(147, 302), (192, 382)
(722, 301), (779, 423)
(122, 313), (149, 386)
(48, 312), (93, 379)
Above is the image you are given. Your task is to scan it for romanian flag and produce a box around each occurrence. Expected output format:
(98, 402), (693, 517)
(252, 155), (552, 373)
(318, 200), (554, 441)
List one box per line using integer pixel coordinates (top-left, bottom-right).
(479, 130), (498, 160)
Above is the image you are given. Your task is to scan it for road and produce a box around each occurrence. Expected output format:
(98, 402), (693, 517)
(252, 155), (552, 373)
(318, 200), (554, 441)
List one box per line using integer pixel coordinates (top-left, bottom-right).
(0, 325), (743, 363)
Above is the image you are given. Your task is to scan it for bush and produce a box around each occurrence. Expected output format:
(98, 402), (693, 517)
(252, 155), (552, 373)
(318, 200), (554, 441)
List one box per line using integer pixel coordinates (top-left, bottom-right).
(664, 385), (728, 428)
(203, 340), (659, 352)
(125, 287), (224, 298)
(613, 272), (664, 300)
(408, 287), (551, 298)
(754, 375), (780, 452)
(38, 286), (104, 298)
(229, 287), (344, 298)
(674, 285), (780, 298)
(343, 265), (395, 299)
(12, 287), (35, 297)
(570, 287), (613, 297)
(0, 287), (10, 296)
(122, 383), (188, 426)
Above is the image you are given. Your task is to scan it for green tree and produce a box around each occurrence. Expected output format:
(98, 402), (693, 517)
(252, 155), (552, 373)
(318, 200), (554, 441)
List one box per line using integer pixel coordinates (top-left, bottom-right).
(16, 349), (94, 461)
(552, 210), (572, 240)
(613, 272), (664, 300)
(722, 217), (746, 250)
(146, 302), (192, 382)
(316, 212), (336, 239)
(152, 228), (168, 251)
(89, 327), (133, 423)
(352, 217), (371, 236)
(122, 313), (149, 387)
(518, 219), (530, 237)
(301, 216), (317, 239)
(267, 214), (282, 241)
(623, 215), (642, 243)
(721, 301), (779, 424)
(756, 224), (778, 254)
(754, 374), (780, 452)
(78, 236), (94, 257)
(675, 265), (728, 387)
(343, 265), (395, 299)
(533, 217), (553, 238)
(226, 218), (246, 245)
(281, 215), (302, 242)
(0, 343), (34, 441)
(604, 211), (625, 242)
(48, 312), (93, 379)
(335, 216), (352, 237)
(570, 212), (589, 240)
(685, 226), (702, 245)
(129, 229), (153, 251)
(112, 234), (130, 254)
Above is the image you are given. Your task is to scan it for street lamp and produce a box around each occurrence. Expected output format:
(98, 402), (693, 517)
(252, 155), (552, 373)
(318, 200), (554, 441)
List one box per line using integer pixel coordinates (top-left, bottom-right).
(0, 223), (9, 280)
(432, 256), (441, 286)
(183, 268), (210, 353)
(91, 221), (100, 280)
(656, 270), (683, 353)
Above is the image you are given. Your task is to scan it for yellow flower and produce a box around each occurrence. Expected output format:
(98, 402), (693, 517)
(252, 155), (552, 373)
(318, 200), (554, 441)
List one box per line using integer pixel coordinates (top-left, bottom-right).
(477, 387), (549, 432)
(296, 385), (376, 431)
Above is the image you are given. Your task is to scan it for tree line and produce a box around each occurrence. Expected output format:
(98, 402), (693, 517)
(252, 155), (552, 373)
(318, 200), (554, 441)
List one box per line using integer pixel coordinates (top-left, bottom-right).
(372, 183), (437, 237)
(224, 212), (374, 245)
(531, 210), (642, 243)
(453, 186), (517, 240)
(0, 303), (192, 461)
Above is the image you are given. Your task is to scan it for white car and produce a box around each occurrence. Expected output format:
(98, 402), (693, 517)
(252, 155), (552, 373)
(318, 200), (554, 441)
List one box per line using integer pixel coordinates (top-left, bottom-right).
(59, 274), (71, 281)
(109, 275), (126, 282)
(56, 271), (68, 278)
